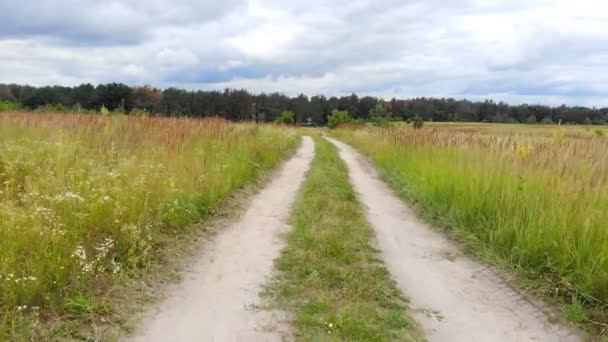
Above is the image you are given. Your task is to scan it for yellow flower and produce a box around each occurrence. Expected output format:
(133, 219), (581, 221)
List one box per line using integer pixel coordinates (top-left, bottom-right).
(517, 143), (533, 159)
(168, 180), (176, 188)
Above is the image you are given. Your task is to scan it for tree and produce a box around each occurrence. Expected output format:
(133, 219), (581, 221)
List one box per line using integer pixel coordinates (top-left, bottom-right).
(357, 96), (377, 119)
(328, 109), (350, 129)
(526, 115), (537, 124)
(412, 115), (424, 129)
(275, 111), (295, 124)
(0, 84), (16, 101)
(292, 94), (310, 124)
(95, 83), (131, 110)
(128, 86), (162, 112)
(369, 101), (387, 118)
(3, 82), (608, 126)
(309, 95), (326, 125)
(337, 94), (359, 118)
(72, 84), (97, 108)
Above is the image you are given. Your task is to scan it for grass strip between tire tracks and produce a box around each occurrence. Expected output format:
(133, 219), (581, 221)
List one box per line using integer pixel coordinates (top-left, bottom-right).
(267, 135), (423, 341)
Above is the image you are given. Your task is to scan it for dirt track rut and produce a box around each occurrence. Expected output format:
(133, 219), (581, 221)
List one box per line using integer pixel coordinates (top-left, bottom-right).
(326, 136), (581, 342)
(128, 136), (314, 342)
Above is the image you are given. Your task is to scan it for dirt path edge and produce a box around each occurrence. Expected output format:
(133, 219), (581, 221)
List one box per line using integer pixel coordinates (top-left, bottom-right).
(326, 136), (582, 342)
(126, 136), (315, 342)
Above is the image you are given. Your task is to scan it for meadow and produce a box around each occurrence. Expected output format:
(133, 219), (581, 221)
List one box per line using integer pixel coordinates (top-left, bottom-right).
(331, 123), (608, 334)
(419, 121), (608, 138)
(0, 112), (297, 340)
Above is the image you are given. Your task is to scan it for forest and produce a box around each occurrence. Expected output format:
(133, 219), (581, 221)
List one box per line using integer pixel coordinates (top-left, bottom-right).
(1, 83), (607, 125)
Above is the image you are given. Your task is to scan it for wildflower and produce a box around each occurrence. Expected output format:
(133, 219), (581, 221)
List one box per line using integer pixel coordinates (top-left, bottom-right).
(111, 260), (122, 274)
(54, 191), (84, 202)
(72, 245), (93, 273)
(73, 245), (87, 261)
(51, 228), (67, 236)
(516, 143), (533, 160)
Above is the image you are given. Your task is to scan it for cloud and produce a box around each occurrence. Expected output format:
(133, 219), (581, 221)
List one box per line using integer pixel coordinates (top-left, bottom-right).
(0, 0), (245, 44)
(0, 0), (607, 106)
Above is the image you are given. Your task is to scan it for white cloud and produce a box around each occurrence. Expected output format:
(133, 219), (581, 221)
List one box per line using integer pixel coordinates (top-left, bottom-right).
(0, 0), (607, 106)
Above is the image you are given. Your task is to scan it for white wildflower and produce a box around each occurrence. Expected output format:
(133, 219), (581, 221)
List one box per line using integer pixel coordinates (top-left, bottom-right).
(111, 260), (122, 274)
(72, 245), (87, 261)
(54, 191), (84, 202)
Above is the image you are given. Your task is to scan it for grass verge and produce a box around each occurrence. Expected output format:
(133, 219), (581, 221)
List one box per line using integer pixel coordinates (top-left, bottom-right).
(267, 135), (423, 341)
(330, 126), (608, 337)
(0, 112), (298, 340)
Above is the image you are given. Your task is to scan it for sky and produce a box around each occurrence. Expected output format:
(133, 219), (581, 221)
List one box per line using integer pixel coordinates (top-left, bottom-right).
(1, 0), (607, 107)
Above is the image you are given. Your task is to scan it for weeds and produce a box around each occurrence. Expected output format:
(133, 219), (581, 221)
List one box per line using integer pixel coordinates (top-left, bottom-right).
(0, 112), (298, 339)
(331, 125), (608, 335)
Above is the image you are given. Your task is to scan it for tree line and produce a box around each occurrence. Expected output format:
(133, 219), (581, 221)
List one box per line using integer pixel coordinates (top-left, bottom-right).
(1, 83), (607, 125)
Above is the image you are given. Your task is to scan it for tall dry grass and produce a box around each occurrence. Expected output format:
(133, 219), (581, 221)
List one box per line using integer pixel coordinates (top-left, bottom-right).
(0, 112), (298, 339)
(332, 125), (608, 333)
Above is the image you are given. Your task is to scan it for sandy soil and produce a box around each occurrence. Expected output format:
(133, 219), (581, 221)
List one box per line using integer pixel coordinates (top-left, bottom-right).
(326, 136), (581, 342)
(127, 136), (314, 342)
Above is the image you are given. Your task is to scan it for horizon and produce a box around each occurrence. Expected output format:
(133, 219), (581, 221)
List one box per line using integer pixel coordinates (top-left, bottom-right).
(2, 82), (607, 110)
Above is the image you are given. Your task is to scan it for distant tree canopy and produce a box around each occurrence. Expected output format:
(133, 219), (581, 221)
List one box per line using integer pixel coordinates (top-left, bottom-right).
(1, 83), (607, 125)
(275, 111), (295, 125)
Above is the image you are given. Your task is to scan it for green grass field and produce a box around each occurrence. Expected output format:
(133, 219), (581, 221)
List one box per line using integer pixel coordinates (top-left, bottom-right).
(404, 121), (608, 138)
(267, 136), (423, 341)
(3, 111), (607, 339)
(331, 123), (608, 335)
(0, 112), (298, 340)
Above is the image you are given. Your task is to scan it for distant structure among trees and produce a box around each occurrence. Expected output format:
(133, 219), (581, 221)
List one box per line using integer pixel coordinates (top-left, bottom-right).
(1, 83), (607, 125)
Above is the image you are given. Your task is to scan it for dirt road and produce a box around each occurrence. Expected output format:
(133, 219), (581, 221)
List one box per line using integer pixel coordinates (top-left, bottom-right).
(326, 137), (581, 342)
(128, 136), (314, 342)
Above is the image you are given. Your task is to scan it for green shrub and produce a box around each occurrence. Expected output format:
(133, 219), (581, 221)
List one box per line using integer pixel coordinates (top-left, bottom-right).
(100, 105), (110, 116)
(275, 111), (295, 124)
(327, 109), (350, 129)
(0, 101), (23, 112)
(35, 104), (68, 112)
(526, 115), (537, 124)
(540, 117), (554, 125)
(595, 130), (605, 136)
(130, 108), (150, 117)
(371, 116), (391, 127)
(412, 115), (424, 129)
